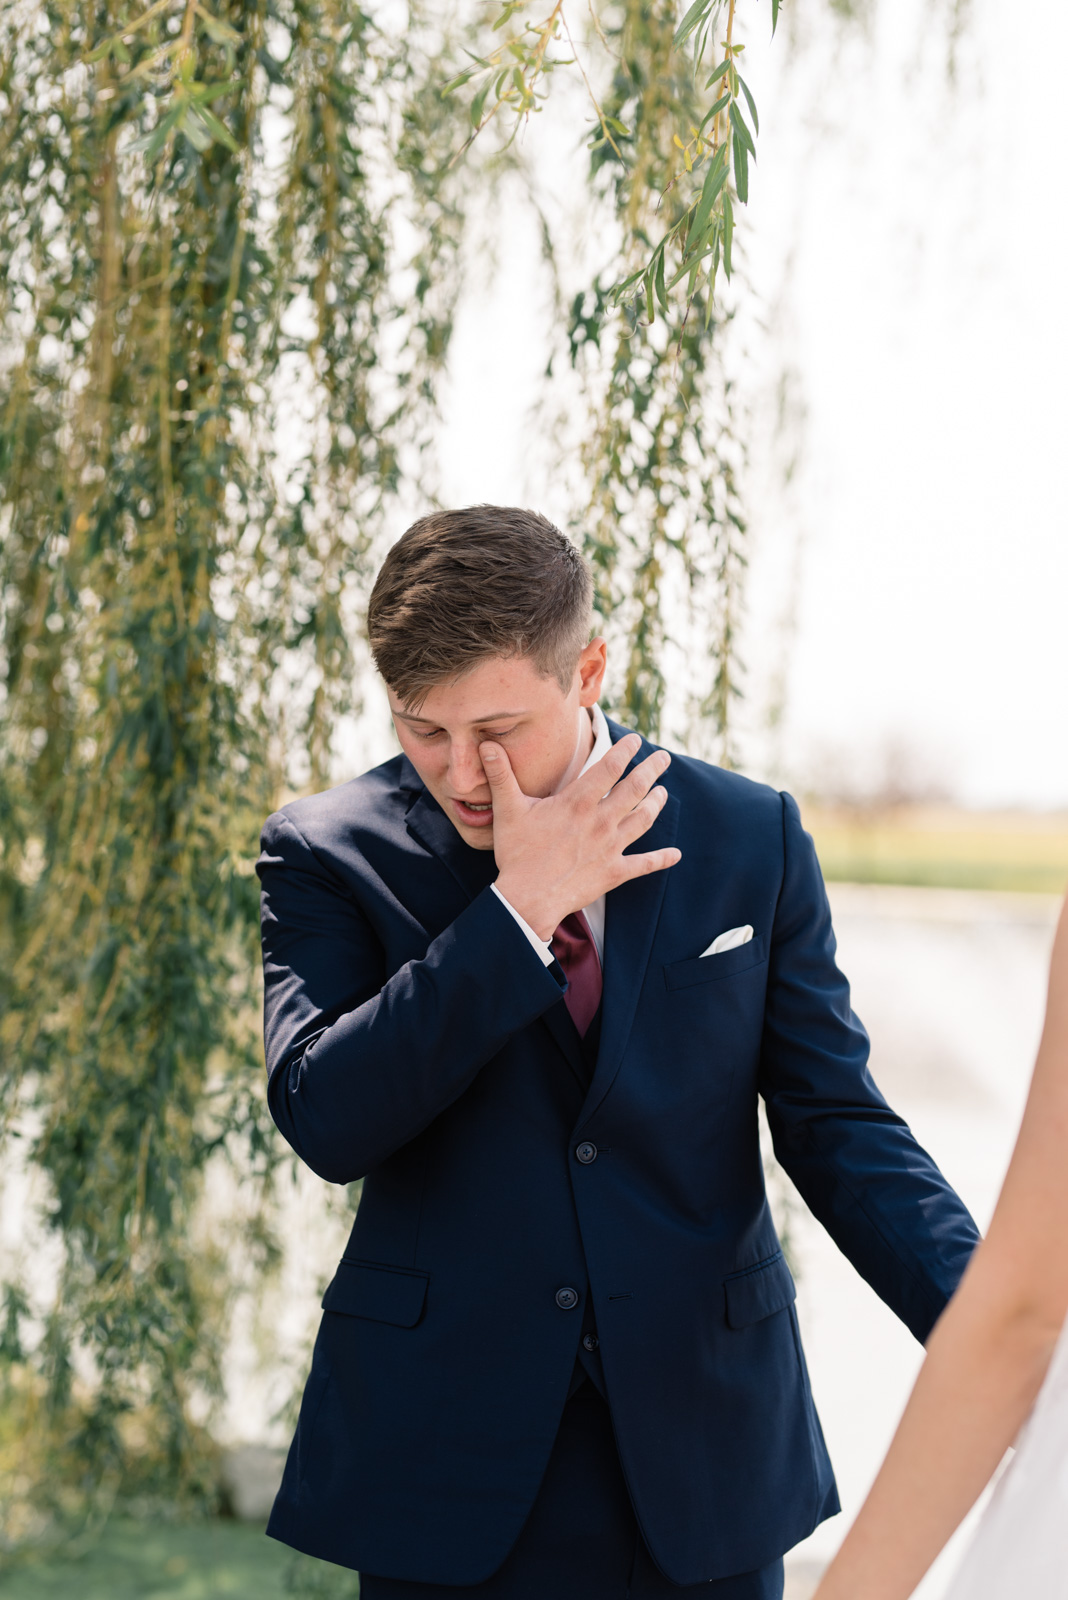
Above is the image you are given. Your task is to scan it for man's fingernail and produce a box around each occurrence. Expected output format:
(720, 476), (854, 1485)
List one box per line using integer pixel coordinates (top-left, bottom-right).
(482, 746), (498, 760)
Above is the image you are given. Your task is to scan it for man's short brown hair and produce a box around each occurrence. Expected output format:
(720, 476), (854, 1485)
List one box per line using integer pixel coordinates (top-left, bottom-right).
(367, 506), (593, 708)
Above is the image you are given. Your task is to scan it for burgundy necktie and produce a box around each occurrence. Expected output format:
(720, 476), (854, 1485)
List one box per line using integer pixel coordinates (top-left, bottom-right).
(551, 911), (603, 1037)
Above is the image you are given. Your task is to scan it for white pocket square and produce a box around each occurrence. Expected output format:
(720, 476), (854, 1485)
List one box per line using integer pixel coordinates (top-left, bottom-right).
(700, 924), (754, 958)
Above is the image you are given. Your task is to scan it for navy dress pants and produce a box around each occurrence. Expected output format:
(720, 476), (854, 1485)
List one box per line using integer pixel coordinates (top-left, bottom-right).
(359, 1381), (785, 1600)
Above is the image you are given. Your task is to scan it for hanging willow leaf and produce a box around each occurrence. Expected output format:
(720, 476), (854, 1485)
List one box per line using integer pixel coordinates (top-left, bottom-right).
(187, 102), (239, 152)
(728, 98), (756, 154)
(471, 81), (491, 125)
(698, 90), (731, 132)
(441, 64), (481, 93)
(674, 0), (714, 51)
(703, 55), (734, 88)
(685, 142), (729, 253)
(737, 72), (759, 134)
(732, 125), (749, 201)
(195, 6), (241, 46)
(722, 186), (734, 276)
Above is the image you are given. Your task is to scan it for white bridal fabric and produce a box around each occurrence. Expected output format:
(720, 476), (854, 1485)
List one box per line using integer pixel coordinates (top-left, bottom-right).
(943, 1309), (1068, 1597)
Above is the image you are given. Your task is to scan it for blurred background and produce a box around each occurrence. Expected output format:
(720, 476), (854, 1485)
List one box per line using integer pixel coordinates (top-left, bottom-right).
(1, 0), (1065, 1595)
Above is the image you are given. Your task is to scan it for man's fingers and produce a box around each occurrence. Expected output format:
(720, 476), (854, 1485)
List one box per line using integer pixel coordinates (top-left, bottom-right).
(577, 731), (643, 797)
(617, 786), (669, 847)
(616, 845), (682, 882)
(613, 749), (670, 812)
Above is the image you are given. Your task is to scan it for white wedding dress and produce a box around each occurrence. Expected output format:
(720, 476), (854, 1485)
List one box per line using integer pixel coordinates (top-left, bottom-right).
(943, 1310), (1068, 1596)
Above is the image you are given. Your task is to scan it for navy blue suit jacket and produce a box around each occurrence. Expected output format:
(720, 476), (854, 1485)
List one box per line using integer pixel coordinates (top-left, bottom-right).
(257, 720), (979, 1585)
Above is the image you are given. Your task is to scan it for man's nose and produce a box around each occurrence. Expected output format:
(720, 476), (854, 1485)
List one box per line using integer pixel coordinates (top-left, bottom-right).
(447, 741), (487, 794)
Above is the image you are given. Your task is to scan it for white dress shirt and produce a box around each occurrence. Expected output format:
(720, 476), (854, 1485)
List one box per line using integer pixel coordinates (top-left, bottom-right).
(490, 704), (612, 968)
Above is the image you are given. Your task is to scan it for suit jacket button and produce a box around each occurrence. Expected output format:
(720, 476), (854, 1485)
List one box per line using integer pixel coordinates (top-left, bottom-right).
(575, 1142), (597, 1164)
(555, 1287), (579, 1310)
(582, 1333), (599, 1352)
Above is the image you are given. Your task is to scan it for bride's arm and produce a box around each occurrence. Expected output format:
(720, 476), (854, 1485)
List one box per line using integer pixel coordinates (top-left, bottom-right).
(812, 893), (1068, 1600)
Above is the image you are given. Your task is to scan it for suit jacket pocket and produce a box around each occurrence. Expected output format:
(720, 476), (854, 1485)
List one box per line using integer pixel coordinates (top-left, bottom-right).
(723, 1250), (796, 1329)
(321, 1258), (429, 1327)
(663, 934), (766, 992)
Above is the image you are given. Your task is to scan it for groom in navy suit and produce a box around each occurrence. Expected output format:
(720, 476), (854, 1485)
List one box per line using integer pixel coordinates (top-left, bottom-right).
(257, 506), (980, 1598)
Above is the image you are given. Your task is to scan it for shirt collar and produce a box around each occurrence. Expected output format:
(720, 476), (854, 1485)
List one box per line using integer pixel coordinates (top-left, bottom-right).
(578, 703), (612, 779)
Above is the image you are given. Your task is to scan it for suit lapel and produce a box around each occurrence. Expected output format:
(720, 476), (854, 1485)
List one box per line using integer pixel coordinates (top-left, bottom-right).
(579, 723), (680, 1125)
(404, 784), (499, 905)
(540, 1002), (591, 1093)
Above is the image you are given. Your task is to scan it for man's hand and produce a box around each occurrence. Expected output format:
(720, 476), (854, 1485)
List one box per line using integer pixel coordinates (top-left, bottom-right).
(481, 732), (681, 940)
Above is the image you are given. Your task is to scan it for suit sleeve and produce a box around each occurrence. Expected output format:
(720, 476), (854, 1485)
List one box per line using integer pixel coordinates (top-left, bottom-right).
(257, 809), (567, 1184)
(759, 792), (981, 1344)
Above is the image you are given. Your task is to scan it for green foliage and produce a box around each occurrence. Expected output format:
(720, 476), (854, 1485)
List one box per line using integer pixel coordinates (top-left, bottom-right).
(0, 0), (463, 1539)
(445, 0), (764, 320)
(0, 0), (764, 1540)
(571, 0), (747, 744)
(441, 0), (761, 744)
(0, 0), (976, 1549)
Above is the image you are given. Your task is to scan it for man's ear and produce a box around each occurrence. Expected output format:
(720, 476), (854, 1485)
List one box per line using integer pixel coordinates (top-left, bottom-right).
(576, 637), (608, 706)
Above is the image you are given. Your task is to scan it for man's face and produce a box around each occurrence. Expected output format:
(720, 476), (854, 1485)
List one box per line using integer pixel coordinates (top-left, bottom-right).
(388, 641), (607, 850)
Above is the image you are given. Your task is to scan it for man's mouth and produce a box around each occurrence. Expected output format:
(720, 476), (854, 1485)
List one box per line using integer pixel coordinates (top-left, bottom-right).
(452, 797), (494, 826)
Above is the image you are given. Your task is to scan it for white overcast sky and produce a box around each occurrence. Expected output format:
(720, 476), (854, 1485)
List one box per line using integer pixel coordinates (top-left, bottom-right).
(427, 0), (1068, 810)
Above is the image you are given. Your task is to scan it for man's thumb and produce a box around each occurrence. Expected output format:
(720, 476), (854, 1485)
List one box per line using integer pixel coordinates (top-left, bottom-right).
(479, 742), (517, 798)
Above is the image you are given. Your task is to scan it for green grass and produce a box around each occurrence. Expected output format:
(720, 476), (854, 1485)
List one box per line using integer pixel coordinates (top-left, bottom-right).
(0, 1521), (358, 1600)
(816, 854), (1068, 894)
(802, 806), (1068, 895)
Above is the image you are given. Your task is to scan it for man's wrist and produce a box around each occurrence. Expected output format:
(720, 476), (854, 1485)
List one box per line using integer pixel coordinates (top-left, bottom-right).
(490, 883), (555, 967)
(493, 875), (559, 943)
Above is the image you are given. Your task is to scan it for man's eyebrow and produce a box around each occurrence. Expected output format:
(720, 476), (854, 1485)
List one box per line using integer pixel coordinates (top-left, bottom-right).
(393, 709), (528, 725)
